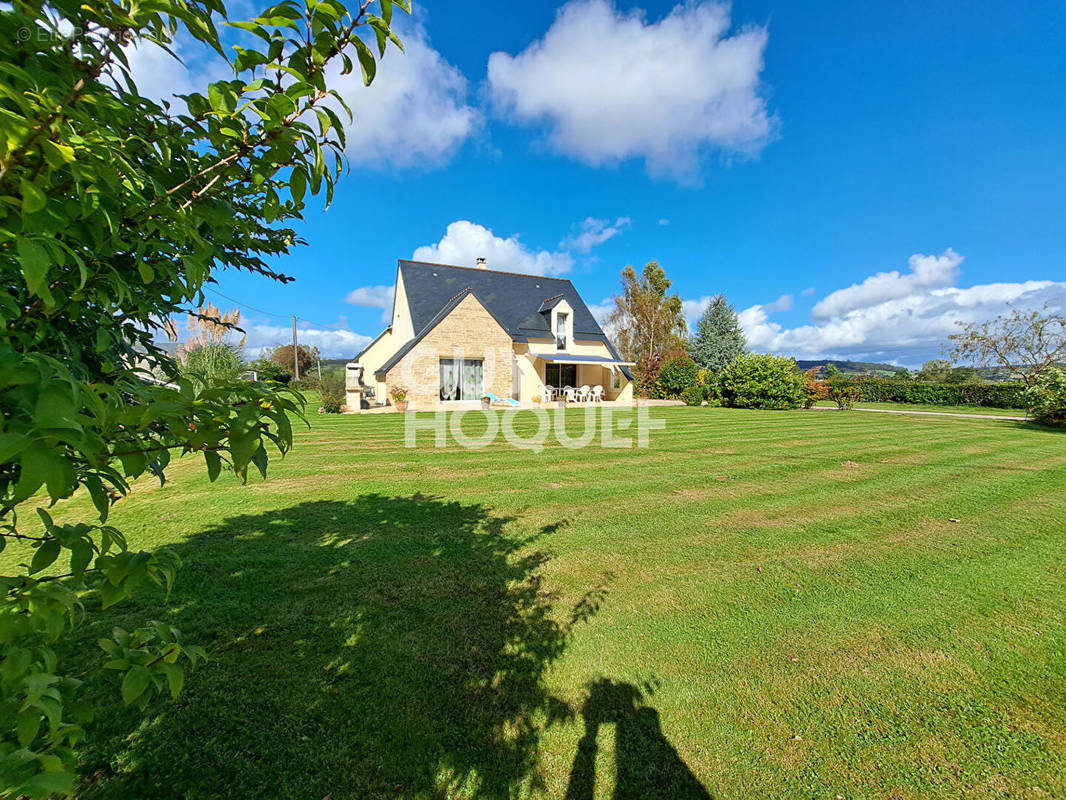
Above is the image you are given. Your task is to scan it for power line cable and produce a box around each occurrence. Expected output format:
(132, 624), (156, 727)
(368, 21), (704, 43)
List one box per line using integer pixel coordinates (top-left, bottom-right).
(204, 285), (342, 330)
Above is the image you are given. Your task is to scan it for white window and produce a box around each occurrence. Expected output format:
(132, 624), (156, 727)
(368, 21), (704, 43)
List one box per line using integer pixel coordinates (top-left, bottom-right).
(439, 358), (483, 401)
(555, 311), (568, 350)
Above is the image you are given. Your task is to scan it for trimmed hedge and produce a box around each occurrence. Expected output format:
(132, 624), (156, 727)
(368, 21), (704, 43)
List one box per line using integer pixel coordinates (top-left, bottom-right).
(835, 378), (1028, 408)
(720, 353), (806, 410)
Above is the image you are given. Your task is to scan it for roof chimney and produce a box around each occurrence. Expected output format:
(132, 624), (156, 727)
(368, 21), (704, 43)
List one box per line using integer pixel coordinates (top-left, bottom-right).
(476, 257), (487, 269)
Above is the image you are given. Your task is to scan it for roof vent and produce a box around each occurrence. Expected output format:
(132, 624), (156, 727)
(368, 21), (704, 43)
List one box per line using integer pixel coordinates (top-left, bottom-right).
(475, 257), (487, 269)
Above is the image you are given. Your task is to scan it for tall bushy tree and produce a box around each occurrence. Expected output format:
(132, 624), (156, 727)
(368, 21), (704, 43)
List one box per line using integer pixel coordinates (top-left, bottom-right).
(688, 294), (746, 371)
(0, 0), (406, 793)
(269, 343), (318, 379)
(949, 307), (1066, 387)
(606, 261), (686, 390)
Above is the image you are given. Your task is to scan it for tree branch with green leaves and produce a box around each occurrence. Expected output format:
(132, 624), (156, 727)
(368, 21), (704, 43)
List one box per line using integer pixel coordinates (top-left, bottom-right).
(0, 0), (407, 794)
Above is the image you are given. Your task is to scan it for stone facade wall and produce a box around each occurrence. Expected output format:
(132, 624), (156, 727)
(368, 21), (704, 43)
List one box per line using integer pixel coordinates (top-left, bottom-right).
(383, 293), (514, 410)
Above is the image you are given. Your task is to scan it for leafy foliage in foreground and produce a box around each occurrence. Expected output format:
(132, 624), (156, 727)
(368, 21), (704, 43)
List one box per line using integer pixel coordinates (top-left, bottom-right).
(0, 0), (405, 793)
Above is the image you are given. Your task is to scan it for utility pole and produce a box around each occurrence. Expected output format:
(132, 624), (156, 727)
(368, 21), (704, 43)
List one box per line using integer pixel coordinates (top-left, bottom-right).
(292, 315), (300, 382)
(317, 357), (321, 381)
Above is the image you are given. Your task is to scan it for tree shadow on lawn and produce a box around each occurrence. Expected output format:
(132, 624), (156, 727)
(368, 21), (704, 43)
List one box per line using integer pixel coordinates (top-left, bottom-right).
(565, 679), (713, 800)
(76, 494), (607, 799)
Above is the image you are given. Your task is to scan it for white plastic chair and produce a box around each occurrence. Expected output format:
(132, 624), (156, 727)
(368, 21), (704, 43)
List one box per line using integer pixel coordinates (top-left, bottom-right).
(542, 385), (554, 403)
(591, 385), (604, 403)
(563, 387), (577, 403)
(577, 384), (591, 402)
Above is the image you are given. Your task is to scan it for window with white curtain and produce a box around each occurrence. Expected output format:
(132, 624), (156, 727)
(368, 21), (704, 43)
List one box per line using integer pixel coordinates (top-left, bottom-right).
(439, 358), (483, 401)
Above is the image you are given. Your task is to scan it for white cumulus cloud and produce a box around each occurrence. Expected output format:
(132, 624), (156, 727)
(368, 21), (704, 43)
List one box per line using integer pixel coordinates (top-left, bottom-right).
(683, 292), (789, 329)
(328, 26), (477, 168)
(412, 220), (573, 276)
(487, 0), (773, 180)
(763, 293), (793, 313)
(345, 285), (395, 324)
(812, 248), (963, 320)
(732, 250), (1066, 364)
(243, 324), (371, 360)
(560, 216), (632, 252)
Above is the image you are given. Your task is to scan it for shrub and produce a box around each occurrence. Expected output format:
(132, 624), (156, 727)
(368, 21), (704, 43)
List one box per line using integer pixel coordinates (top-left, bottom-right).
(250, 358), (292, 384)
(719, 353), (806, 410)
(180, 341), (245, 389)
(802, 367), (829, 409)
(1026, 369), (1066, 425)
(830, 385), (862, 410)
(832, 378), (1028, 408)
(634, 353), (663, 397)
(318, 378), (345, 414)
(697, 368), (722, 403)
(681, 385), (706, 406)
(654, 354), (699, 399)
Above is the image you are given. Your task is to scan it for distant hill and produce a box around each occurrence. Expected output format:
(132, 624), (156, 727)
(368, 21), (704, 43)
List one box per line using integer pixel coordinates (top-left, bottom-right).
(794, 359), (910, 377)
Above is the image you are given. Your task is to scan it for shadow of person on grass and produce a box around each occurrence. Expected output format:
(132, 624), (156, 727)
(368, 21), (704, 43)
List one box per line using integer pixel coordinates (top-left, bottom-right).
(565, 679), (713, 800)
(75, 494), (604, 800)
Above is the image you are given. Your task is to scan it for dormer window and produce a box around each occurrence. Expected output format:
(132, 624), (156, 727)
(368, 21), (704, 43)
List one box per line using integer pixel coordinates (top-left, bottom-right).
(555, 311), (568, 350)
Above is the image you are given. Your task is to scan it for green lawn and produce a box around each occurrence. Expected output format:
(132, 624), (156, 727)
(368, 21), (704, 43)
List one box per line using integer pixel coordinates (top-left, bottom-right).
(813, 400), (1026, 417)
(8, 407), (1065, 799)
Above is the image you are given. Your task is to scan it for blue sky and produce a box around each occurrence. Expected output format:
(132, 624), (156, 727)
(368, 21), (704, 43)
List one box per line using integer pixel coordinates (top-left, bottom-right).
(141, 0), (1066, 364)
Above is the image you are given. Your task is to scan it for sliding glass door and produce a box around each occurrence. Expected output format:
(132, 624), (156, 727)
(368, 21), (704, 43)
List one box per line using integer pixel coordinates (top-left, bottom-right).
(544, 363), (577, 389)
(439, 358), (484, 401)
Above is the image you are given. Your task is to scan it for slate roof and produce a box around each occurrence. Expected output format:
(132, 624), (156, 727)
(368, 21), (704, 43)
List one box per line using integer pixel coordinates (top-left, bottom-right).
(399, 260), (605, 340)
